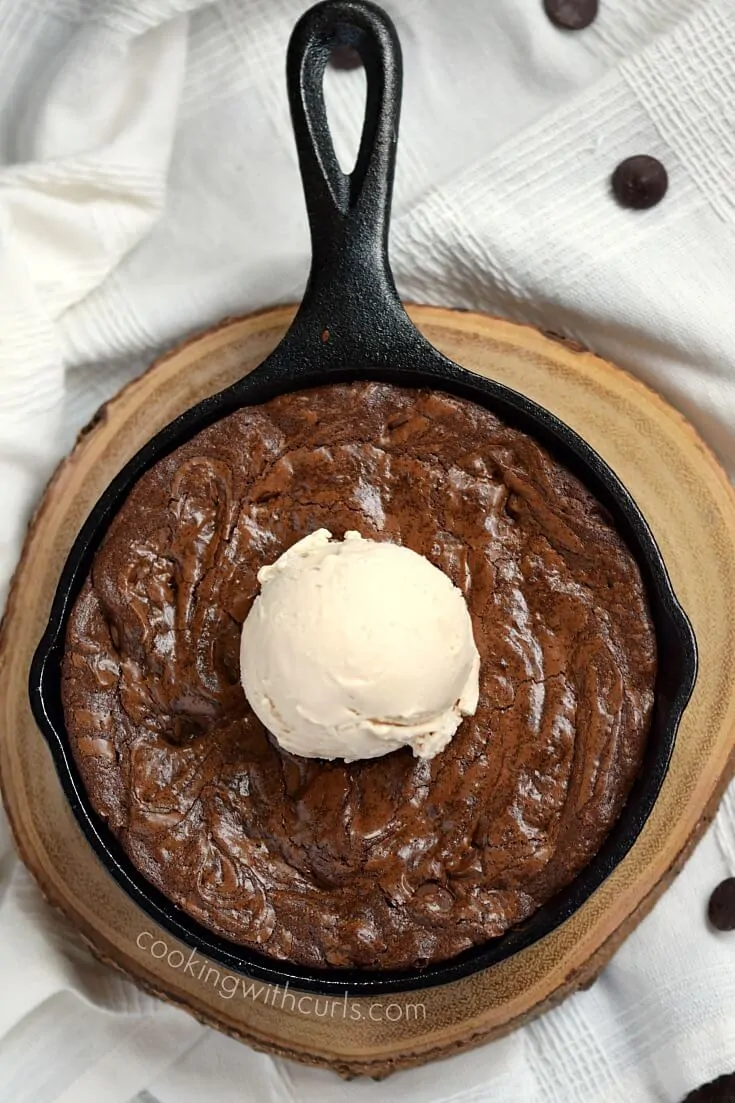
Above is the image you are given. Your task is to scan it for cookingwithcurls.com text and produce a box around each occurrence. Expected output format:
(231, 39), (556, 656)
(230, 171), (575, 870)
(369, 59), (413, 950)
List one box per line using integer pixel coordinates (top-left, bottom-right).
(137, 931), (427, 1021)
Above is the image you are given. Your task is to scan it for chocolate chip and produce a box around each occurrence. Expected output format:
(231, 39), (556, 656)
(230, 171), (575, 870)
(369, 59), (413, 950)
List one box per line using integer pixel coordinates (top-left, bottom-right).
(543, 0), (599, 31)
(329, 44), (361, 70)
(708, 877), (735, 931)
(611, 155), (669, 210)
(683, 1072), (735, 1102)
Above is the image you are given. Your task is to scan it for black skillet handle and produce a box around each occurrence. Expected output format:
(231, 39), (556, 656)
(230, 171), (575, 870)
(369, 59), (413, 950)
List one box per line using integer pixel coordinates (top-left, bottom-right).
(283, 0), (424, 368)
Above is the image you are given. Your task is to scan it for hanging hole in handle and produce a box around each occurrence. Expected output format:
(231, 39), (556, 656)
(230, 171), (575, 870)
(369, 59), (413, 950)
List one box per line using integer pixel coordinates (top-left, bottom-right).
(286, 1), (406, 344)
(288, 2), (401, 229)
(324, 40), (366, 175)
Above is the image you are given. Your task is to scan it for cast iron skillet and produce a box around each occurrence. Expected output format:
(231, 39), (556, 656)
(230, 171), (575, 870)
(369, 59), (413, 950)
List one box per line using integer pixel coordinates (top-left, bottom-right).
(30, 0), (697, 995)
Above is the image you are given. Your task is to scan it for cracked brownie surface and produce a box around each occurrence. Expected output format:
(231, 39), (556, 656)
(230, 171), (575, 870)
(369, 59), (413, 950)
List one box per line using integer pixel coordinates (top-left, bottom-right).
(61, 381), (656, 970)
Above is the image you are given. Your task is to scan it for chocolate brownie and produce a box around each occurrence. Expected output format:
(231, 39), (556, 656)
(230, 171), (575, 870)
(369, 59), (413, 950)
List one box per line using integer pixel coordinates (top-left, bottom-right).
(61, 381), (656, 970)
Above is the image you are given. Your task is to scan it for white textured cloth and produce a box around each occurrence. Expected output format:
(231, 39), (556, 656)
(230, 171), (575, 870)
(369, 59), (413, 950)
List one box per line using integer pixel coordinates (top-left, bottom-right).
(1, 0), (735, 1100)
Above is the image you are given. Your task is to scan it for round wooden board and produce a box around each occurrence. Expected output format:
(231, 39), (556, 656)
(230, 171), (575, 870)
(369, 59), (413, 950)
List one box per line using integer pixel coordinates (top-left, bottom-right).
(2, 305), (735, 1079)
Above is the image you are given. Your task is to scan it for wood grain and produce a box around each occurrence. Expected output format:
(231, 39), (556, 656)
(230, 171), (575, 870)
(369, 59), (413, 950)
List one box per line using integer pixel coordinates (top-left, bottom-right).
(2, 305), (735, 1079)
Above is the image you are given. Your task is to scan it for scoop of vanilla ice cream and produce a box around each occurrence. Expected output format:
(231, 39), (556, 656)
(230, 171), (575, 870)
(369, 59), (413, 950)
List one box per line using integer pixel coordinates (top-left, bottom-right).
(240, 529), (480, 762)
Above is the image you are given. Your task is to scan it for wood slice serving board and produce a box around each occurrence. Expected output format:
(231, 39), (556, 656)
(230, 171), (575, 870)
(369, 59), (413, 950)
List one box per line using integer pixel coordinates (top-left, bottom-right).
(2, 305), (735, 1079)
